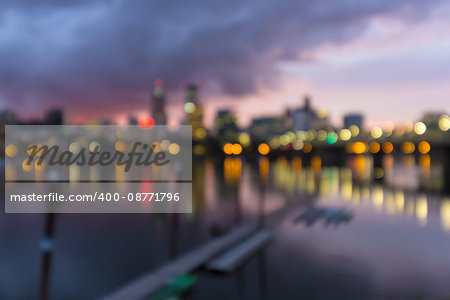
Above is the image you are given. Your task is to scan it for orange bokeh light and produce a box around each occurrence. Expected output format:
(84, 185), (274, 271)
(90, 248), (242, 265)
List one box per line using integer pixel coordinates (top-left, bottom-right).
(258, 143), (270, 155)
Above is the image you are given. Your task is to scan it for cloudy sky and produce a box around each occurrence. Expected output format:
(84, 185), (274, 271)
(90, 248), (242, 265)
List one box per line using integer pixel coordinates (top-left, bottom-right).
(1, 0), (449, 128)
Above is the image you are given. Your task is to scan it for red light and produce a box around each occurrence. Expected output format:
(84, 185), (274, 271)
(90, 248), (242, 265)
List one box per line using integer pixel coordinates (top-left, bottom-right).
(139, 118), (155, 129)
(154, 79), (164, 87)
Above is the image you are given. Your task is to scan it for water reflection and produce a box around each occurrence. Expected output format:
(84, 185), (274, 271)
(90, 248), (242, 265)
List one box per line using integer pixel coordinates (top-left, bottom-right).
(442, 200), (450, 231)
(2, 150), (450, 299)
(268, 153), (448, 231)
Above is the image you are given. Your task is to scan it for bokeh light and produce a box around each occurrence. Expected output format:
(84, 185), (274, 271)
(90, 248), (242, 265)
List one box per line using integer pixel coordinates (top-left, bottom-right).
(302, 142), (312, 153)
(418, 141), (430, 154)
(232, 143), (242, 155)
(353, 142), (367, 154)
(5, 144), (17, 157)
(238, 133), (251, 147)
(258, 143), (270, 155)
(184, 102), (196, 113)
(369, 142), (380, 153)
(349, 125), (359, 137)
(401, 142), (415, 154)
(326, 132), (338, 144)
(139, 118), (155, 129)
(439, 115), (450, 131)
(370, 127), (383, 139)
(382, 142), (393, 154)
(414, 122), (426, 135)
(339, 129), (351, 141)
(168, 143), (180, 155)
(223, 143), (233, 155)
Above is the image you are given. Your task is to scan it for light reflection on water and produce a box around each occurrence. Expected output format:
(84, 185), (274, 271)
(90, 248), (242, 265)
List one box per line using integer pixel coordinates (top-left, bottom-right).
(265, 154), (449, 232)
(1, 153), (450, 299)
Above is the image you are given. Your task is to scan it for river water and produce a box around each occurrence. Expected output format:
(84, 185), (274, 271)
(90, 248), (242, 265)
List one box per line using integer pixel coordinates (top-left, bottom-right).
(1, 154), (449, 299)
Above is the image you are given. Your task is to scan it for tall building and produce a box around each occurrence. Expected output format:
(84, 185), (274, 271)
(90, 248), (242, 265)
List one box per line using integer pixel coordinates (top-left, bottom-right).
(344, 113), (363, 129)
(249, 117), (286, 141)
(292, 95), (317, 131)
(215, 110), (239, 141)
(151, 79), (167, 125)
(184, 83), (205, 141)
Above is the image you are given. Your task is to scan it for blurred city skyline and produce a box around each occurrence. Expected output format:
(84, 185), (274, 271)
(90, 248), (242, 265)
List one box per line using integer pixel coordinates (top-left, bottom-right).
(1, 0), (449, 128)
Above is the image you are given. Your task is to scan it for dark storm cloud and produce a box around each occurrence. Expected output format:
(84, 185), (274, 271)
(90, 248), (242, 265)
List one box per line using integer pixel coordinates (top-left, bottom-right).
(0, 0), (442, 116)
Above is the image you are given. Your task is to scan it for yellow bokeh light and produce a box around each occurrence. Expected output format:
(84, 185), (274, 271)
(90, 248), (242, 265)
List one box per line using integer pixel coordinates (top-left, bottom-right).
(195, 128), (207, 139)
(89, 141), (100, 152)
(238, 132), (250, 147)
(286, 131), (296, 142)
(168, 143), (180, 155)
(152, 142), (162, 152)
(296, 131), (307, 141)
(439, 115), (450, 131)
(279, 135), (290, 146)
(317, 109), (328, 119)
(414, 122), (426, 135)
(22, 159), (33, 172)
(115, 140), (127, 152)
(307, 130), (316, 141)
(69, 142), (81, 154)
(418, 141), (430, 154)
(5, 144), (17, 157)
(258, 143), (270, 155)
(317, 130), (327, 141)
(339, 129), (351, 141)
(293, 140), (303, 150)
(349, 125), (359, 137)
(184, 102), (196, 113)
(269, 137), (280, 149)
(370, 127), (383, 139)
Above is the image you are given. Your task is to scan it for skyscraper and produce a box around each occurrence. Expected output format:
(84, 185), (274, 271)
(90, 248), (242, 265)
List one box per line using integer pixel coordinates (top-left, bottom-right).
(184, 83), (205, 140)
(215, 110), (239, 141)
(343, 113), (363, 129)
(151, 79), (167, 125)
(292, 95), (317, 131)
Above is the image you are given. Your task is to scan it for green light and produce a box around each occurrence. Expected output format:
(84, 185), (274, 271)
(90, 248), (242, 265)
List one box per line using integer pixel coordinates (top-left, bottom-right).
(326, 132), (338, 144)
(184, 102), (196, 113)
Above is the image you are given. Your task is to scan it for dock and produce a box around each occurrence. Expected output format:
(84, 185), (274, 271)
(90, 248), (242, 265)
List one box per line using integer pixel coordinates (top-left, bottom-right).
(100, 225), (257, 300)
(206, 229), (272, 274)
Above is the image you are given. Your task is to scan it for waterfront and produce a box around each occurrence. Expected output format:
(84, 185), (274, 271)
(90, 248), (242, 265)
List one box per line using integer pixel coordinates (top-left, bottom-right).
(1, 154), (450, 299)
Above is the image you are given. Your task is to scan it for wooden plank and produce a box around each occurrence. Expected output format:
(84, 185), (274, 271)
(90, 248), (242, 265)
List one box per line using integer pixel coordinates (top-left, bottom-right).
(100, 225), (256, 300)
(205, 230), (272, 274)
